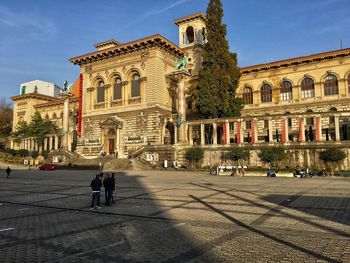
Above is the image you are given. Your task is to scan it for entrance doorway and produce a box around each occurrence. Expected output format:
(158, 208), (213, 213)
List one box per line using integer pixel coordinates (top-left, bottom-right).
(109, 139), (115, 155)
(164, 122), (175, 145)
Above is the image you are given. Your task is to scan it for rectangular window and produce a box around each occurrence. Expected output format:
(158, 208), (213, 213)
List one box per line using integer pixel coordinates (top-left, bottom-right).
(97, 87), (105, 103)
(246, 121), (251, 129)
(264, 120), (269, 129)
(131, 80), (140, 97)
(114, 83), (122, 100)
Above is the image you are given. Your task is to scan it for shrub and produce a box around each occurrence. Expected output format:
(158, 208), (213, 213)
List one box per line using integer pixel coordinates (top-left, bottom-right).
(258, 147), (285, 166)
(319, 148), (346, 176)
(185, 147), (204, 164)
(31, 151), (39, 159)
(41, 150), (49, 160)
(225, 148), (250, 162)
(17, 149), (30, 157)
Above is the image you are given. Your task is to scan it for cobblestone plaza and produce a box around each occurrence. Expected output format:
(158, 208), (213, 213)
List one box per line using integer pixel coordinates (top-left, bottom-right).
(0, 170), (349, 262)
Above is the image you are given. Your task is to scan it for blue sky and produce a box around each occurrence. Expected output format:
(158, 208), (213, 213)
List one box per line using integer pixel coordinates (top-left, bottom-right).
(0, 0), (349, 100)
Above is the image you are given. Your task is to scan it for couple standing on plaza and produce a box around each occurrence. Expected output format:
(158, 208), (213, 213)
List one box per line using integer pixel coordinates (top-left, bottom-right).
(90, 173), (116, 210)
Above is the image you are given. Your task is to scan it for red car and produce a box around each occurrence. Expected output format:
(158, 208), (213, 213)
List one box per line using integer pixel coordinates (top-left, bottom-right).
(39, 164), (56, 171)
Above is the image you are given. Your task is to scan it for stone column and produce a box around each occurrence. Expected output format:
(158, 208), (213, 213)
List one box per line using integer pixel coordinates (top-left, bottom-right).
(314, 115), (323, 142)
(174, 125), (178, 144)
(213, 123), (218, 145)
(61, 92), (73, 150)
(177, 79), (186, 143)
(188, 125), (193, 145)
(298, 117), (305, 142)
(268, 118), (273, 143)
(334, 114), (340, 141)
(168, 70), (190, 144)
(281, 117), (289, 143)
(200, 123), (205, 146)
(55, 136), (59, 150)
(49, 137), (53, 150)
(251, 119), (258, 144)
(237, 120), (243, 144)
(225, 121), (230, 145)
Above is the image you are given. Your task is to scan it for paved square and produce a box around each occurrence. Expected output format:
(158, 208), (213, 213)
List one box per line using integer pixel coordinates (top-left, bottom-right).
(0, 169), (349, 262)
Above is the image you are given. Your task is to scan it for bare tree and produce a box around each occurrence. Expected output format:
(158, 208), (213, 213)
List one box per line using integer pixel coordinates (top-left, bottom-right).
(0, 97), (13, 138)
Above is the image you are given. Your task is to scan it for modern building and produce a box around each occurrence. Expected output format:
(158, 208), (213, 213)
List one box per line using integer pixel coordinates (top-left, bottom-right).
(10, 13), (350, 168)
(20, 80), (62, 98)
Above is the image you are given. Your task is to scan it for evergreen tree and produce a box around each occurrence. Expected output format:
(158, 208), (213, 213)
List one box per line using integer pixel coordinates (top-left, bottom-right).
(12, 111), (57, 146)
(195, 0), (243, 118)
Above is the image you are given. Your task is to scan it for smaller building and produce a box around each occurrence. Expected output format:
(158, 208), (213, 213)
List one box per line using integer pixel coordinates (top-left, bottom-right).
(20, 80), (62, 98)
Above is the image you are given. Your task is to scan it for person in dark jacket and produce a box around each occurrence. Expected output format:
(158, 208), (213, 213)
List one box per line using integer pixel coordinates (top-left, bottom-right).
(103, 173), (110, 205)
(90, 174), (103, 210)
(6, 166), (11, 178)
(111, 173), (116, 204)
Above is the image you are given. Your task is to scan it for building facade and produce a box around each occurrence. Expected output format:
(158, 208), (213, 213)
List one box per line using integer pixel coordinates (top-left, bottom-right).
(20, 80), (62, 97)
(10, 12), (350, 167)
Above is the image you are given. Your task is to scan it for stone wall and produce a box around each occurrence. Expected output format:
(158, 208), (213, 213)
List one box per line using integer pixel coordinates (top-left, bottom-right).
(196, 144), (350, 170)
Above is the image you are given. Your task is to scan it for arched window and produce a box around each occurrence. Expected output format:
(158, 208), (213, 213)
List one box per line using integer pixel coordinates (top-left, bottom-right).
(113, 77), (122, 100)
(131, 73), (140, 98)
(301, 78), (315, 99)
(324, 74), (338, 96)
(186, 26), (194, 44)
(243, 87), (253, 105)
(280, 80), (293, 101)
(96, 80), (105, 103)
(52, 113), (57, 119)
(261, 83), (272, 103)
(45, 114), (49, 120)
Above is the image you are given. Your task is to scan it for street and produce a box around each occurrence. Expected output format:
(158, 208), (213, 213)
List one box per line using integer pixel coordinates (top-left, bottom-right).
(0, 169), (349, 262)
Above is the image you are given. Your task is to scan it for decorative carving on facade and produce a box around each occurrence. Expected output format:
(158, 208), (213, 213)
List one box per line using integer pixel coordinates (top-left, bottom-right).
(89, 74), (93, 81)
(141, 51), (150, 62)
(85, 64), (92, 73)
(100, 116), (123, 129)
(122, 66), (127, 74)
(83, 118), (94, 134)
(105, 70), (109, 78)
(136, 112), (148, 129)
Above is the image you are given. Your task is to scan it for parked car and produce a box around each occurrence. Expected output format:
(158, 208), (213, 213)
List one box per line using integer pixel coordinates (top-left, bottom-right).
(39, 164), (56, 171)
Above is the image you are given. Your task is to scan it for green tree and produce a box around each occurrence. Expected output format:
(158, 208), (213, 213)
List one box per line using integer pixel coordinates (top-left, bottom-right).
(225, 148), (250, 163)
(185, 147), (204, 166)
(12, 111), (57, 148)
(319, 148), (346, 176)
(194, 0), (243, 118)
(258, 147), (286, 166)
(12, 121), (29, 143)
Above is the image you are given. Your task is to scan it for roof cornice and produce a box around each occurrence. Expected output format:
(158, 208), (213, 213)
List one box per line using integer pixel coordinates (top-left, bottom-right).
(11, 93), (59, 102)
(241, 48), (350, 74)
(69, 34), (186, 66)
(174, 12), (206, 25)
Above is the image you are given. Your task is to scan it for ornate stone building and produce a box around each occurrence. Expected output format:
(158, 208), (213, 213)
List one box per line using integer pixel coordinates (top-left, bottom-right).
(10, 12), (350, 167)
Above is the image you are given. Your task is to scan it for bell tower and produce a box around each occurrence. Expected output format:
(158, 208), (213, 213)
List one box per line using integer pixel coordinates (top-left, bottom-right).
(174, 12), (206, 49)
(174, 13), (206, 77)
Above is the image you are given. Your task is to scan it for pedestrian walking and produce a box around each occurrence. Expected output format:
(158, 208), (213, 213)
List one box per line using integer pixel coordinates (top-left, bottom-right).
(111, 173), (116, 204)
(90, 174), (103, 210)
(6, 166), (11, 178)
(103, 173), (110, 205)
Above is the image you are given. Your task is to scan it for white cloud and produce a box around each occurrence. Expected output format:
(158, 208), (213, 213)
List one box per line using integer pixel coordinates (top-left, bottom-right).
(0, 5), (57, 39)
(123, 0), (193, 28)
